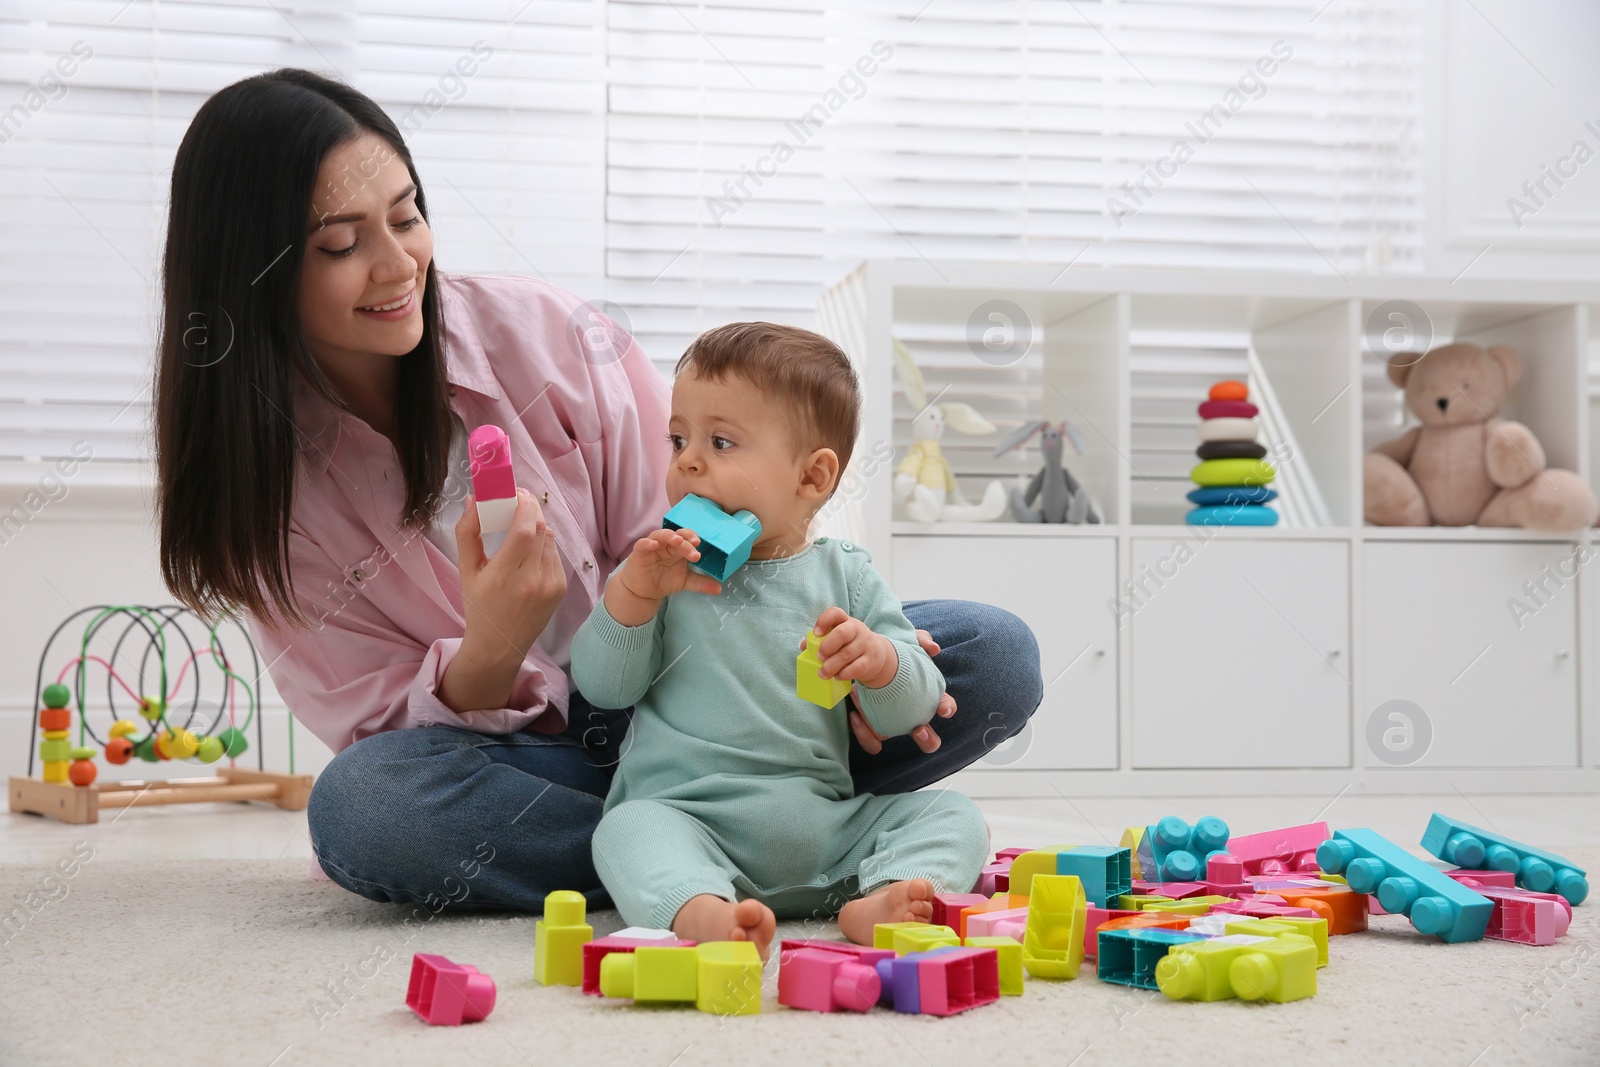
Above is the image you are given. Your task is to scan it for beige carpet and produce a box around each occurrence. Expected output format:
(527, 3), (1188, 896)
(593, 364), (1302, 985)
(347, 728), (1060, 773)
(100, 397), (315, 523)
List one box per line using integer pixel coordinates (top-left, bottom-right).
(2, 854), (1596, 1067)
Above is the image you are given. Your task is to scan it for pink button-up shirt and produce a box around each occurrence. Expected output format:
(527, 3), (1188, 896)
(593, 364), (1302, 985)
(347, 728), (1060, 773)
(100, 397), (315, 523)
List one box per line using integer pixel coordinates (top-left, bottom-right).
(245, 271), (670, 753)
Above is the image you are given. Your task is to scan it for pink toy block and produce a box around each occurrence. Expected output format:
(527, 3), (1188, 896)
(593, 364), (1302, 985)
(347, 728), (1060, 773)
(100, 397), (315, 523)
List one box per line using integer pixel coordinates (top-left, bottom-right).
(1210, 899), (1319, 920)
(582, 936), (695, 995)
(916, 947), (1000, 1016)
(406, 954), (496, 1025)
(778, 947), (882, 1012)
(1478, 886), (1571, 945)
(1148, 882), (1211, 900)
(779, 939), (895, 967)
(1083, 906), (1140, 958)
(1227, 823), (1328, 875)
(975, 862), (1011, 896)
(1444, 868), (1518, 889)
(1204, 854), (1253, 894)
(965, 907), (1030, 940)
(932, 893), (989, 931)
(994, 847), (1032, 862)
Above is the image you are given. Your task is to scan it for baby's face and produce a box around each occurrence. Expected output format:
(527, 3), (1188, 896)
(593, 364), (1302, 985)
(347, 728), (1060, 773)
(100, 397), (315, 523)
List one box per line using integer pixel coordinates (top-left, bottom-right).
(666, 368), (835, 558)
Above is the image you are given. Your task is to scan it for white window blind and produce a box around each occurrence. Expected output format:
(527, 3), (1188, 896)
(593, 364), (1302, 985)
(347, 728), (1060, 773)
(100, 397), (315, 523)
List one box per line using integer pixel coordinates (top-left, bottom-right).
(2, 0), (1423, 474)
(0, 0), (605, 471)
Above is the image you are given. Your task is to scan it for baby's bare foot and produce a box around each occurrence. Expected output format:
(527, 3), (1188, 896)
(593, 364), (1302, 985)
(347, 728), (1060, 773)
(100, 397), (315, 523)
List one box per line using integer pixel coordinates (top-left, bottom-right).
(837, 878), (937, 945)
(671, 895), (778, 960)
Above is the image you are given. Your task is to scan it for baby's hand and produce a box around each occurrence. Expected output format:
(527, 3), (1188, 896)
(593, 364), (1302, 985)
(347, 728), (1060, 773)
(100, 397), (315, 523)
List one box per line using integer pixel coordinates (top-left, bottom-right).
(618, 528), (723, 603)
(804, 606), (899, 690)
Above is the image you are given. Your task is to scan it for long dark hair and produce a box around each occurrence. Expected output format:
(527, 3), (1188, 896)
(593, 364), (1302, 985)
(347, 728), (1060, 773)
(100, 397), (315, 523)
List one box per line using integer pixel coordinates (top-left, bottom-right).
(156, 69), (451, 631)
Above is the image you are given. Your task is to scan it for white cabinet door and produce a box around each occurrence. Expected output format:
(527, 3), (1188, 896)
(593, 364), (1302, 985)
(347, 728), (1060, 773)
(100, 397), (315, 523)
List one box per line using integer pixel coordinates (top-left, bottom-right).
(891, 535), (1118, 769)
(1130, 539), (1351, 768)
(1363, 542), (1579, 767)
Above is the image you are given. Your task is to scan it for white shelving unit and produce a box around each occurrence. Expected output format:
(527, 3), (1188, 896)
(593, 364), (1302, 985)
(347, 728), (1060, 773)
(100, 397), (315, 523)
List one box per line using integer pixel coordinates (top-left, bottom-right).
(818, 261), (1599, 796)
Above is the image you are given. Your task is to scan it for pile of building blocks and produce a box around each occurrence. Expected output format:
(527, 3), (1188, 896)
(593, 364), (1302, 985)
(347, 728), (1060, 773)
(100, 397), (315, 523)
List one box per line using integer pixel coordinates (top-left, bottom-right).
(483, 813), (1585, 1026)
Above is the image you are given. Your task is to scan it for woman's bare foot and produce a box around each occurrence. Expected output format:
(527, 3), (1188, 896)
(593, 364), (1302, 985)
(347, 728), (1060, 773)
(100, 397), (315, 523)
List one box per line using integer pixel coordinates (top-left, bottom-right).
(837, 878), (936, 945)
(671, 894), (778, 960)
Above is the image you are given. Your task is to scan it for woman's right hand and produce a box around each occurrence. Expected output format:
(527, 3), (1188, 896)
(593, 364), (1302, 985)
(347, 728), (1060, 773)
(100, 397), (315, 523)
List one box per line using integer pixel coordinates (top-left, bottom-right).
(455, 488), (567, 666)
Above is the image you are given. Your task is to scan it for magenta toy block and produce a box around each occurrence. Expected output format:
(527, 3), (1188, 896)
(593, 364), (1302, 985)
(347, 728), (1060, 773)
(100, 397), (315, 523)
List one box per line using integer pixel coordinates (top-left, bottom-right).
(932, 893), (989, 930)
(995, 847), (1032, 862)
(582, 936), (695, 995)
(1083, 907), (1140, 958)
(778, 947), (881, 1012)
(468, 425), (518, 546)
(1444, 868), (1517, 889)
(965, 907), (1029, 940)
(1228, 822), (1329, 875)
(1208, 854), (1244, 883)
(407, 954), (496, 1026)
(917, 947), (1000, 1016)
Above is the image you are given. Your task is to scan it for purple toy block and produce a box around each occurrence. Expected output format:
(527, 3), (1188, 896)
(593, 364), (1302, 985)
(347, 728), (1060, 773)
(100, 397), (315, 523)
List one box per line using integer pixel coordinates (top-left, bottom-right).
(1227, 823), (1329, 875)
(582, 936), (696, 995)
(407, 954), (496, 1026)
(932, 893), (989, 931)
(917, 947), (1000, 1016)
(778, 947), (881, 1012)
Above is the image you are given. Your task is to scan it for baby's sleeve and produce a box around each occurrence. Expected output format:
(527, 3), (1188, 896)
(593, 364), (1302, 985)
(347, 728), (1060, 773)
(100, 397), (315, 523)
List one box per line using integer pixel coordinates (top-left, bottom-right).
(569, 573), (668, 709)
(845, 551), (947, 738)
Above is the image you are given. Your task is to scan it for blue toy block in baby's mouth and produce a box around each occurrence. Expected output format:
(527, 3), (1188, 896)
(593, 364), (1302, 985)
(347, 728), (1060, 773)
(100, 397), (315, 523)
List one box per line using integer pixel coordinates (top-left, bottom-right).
(662, 493), (763, 582)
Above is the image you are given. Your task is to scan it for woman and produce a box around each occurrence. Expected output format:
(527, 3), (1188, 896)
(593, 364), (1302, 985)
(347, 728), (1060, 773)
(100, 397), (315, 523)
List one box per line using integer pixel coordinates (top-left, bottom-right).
(154, 69), (1042, 914)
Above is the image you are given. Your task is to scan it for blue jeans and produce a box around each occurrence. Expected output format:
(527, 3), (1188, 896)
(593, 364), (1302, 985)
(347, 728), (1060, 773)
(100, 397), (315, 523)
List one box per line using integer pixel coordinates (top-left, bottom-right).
(307, 599), (1041, 914)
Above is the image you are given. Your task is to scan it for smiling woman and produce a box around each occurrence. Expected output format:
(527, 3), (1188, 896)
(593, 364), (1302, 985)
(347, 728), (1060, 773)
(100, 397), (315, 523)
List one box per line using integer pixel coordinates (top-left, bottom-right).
(150, 68), (1041, 917)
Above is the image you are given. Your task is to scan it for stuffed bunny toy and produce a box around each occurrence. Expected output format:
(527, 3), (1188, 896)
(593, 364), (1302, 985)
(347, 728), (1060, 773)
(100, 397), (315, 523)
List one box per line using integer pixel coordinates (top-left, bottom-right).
(993, 419), (1102, 523)
(891, 339), (1007, 523)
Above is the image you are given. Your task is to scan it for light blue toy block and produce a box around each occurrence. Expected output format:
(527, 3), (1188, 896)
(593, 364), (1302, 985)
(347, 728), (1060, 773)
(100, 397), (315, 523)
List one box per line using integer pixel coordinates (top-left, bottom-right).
(662, 493), (761, 582)
(1057, 846), (1133, 908)
(1095, 928), (1205, 989)
(1146, 816), (1230, 882)
(1420, 813), (1588, 907)
(1317, 828), (1493, 943)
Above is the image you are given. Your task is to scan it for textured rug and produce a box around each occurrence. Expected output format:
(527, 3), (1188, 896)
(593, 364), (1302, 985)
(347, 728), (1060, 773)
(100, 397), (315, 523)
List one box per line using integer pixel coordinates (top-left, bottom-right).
(2, 854), (1596, 1067)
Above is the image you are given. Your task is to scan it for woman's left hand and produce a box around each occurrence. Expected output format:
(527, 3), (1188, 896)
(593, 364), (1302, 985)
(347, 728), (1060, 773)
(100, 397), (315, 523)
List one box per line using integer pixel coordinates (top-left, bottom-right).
(847, 627), (956, 755)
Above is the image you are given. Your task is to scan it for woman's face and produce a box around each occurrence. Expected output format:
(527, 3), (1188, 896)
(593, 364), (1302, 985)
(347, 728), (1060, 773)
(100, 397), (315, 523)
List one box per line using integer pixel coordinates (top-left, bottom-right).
(298, 133), (433, 367)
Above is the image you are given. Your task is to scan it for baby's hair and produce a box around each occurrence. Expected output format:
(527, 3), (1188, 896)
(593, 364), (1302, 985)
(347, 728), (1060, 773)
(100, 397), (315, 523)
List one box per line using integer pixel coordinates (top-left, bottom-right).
(674, 322), (861, 489)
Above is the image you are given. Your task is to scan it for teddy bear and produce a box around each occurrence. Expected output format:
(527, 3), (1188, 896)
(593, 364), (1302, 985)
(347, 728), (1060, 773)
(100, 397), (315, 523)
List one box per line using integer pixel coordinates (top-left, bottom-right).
(1364, 342), (1598, 530)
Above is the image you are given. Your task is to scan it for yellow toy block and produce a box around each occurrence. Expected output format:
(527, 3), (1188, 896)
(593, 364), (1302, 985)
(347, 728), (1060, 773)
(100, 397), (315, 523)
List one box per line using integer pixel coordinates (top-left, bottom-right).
(1022, 873), (1086, 979)
(695, 942), (762, 1015)
(533, 890), (593, 986)
(600, 945), (698, 1002)
(873, 921), (936, 950)
(964, 936), (1024, 995)
(796, 630), (853, 708)
(42, 761), (68, 782)
(1225, 917), (1329, 967)
(892, 925), (959, 956)
(1121, 826), (1146, 879)
(1156, 933), (1317, 1003)
(1116, 894), (1174, 910)
(1006, 846), (1069, 897)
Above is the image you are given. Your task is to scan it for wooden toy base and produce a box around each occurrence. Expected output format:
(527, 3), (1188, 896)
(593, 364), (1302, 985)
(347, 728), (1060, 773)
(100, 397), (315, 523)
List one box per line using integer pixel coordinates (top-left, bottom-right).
(7, 769), (313, 825)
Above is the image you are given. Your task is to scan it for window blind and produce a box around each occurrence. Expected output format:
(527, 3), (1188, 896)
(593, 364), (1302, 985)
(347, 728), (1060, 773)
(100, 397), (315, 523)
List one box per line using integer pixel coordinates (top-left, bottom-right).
(2, 0), (1424, 474)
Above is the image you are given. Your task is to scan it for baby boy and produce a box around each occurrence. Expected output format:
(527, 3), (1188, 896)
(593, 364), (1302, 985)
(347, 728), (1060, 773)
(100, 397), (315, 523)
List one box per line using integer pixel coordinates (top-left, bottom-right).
(569, 322), (988, 958)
